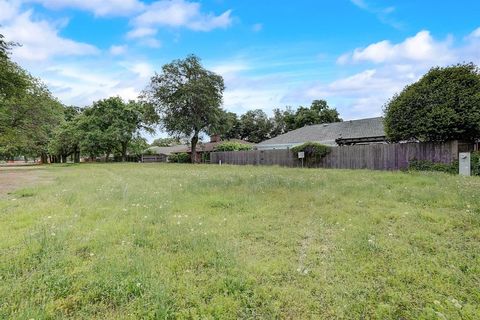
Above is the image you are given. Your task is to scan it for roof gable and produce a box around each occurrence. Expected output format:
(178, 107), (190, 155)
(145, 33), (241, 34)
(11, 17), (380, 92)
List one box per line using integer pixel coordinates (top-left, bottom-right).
(257, 117), (385, 146)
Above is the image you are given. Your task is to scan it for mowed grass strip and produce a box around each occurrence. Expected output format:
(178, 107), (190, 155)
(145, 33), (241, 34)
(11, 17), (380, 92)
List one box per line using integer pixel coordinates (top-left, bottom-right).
(0, 163), (479, 319)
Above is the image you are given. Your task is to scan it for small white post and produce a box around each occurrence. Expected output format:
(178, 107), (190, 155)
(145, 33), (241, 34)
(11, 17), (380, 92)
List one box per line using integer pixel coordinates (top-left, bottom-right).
(219, 160), (222, 166)
(459, 152), (471, 176)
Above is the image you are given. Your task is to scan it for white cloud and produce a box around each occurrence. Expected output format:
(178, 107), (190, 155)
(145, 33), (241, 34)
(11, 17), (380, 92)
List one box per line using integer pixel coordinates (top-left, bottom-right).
(468, 27), (480, 39)
(0, 2), (99, 62)
(126, 27), (157, 39)
(39, 61), (151, 106)
(338, 31), (454, 65)
(132, 0), (232, 33)
(109, 45), (127, 55)
(27, 0), (145, 16)
(350, 0), (402, 29)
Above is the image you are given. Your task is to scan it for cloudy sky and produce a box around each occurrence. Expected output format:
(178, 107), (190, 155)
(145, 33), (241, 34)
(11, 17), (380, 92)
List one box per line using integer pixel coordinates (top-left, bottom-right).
(1, 0), (480, 121)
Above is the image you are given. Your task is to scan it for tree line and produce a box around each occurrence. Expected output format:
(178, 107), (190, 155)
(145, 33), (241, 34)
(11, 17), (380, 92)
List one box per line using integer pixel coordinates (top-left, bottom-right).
(2, 30), (479, 164)
(1, 39), (341, 163)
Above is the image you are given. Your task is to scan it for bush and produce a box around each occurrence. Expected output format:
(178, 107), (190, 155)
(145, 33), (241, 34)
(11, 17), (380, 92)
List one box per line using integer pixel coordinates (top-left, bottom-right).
(409, 152), (480, 176)
(291, 142), (331, 167)
(472, 151), (480, 176)
(168, 152), (190, 163)
(214, 142), (252, 152)
(408, 160), (458, 174)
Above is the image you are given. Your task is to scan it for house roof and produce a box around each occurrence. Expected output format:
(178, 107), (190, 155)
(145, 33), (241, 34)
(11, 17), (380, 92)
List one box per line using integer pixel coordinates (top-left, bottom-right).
(257, 117), (385, 146)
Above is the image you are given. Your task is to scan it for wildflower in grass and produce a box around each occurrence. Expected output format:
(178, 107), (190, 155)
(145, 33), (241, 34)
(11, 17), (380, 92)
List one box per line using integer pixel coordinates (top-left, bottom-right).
(89, 253), (94, 256)
(11, 198), (17, 201)
(51, 232), (55, 236)
(450, 298), (462, 308)
(47, 216), (52, 219)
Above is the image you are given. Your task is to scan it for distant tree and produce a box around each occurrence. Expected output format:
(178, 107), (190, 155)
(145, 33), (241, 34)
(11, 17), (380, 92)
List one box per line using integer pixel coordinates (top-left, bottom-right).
(48, 105), (85, 163)
(270, 107), (292, 137)
(211, 110), (242, 140)
(0, 36), (28, 100)
(293, 100), (341, 129)
(0, 73), (63, 162)
(239, 109), (273, 143)
(143, 55), (225, 163)
(127, 137), (149, 159)
(79, 97), (156, 161)
(384, 63), (480, 142)
(151, 137), (181, 147)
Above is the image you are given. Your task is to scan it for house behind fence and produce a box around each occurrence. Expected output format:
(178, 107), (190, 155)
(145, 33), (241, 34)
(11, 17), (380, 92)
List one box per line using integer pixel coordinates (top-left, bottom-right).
(211, 141), (469, 170)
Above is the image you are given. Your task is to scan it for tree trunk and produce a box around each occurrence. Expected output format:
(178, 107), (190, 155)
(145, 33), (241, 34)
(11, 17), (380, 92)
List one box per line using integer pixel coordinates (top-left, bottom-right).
(121, 142), (128, 162)
(191, 134), (199, 164)
(41, 153), (48, 164)
(105, 150), (110, 162)
(74, 148), (80, 163)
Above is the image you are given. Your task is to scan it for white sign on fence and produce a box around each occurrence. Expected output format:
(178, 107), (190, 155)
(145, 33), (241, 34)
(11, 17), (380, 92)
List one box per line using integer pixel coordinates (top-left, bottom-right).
(298, 152), (305, 159)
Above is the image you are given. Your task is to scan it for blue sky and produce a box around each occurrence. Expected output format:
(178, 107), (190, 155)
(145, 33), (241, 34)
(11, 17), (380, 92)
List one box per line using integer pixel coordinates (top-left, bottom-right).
(1, 0), (480, 124)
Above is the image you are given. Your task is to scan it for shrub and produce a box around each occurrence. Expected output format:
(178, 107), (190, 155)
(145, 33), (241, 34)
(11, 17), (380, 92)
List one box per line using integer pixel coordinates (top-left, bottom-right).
(168, 152), (190, 163)
(214, 142), (253, 152)
(408, 160), (458, 174)
(409, 152), (480, 176)
(471, 151), (480, 176)
(291, 142), (331, 167)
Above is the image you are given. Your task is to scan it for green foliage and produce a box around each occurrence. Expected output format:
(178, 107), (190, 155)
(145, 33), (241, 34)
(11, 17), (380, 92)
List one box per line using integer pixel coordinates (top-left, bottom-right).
(291, 142), (331, 166)
(384, 63), (480, 142)
(127, 137), (149, 157)
(168, 152), (190, 163)
(238, 109), (273, 143)
(150, 137), (180, 147)
(214, 142), (253, 152)
(0, 70), (64, 160)
(78, 97), (156, 161)
(272, 100), (342, 137)
(143, 55), (224, 163)
(472, 151), (480, 176)
(408, 160), (459, 174)
(211, 110), (242, 140)
(408, 152), (480, 176)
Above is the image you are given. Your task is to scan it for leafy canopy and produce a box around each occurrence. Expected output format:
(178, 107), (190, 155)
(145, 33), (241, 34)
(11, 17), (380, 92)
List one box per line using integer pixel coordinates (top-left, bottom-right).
(143, 55), (224, 162)
(384, 63), (480, 142)
(214, 141), (253, 152)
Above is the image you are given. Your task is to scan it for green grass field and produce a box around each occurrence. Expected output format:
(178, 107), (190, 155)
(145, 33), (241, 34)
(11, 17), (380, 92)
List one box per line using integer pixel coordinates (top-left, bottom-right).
(1, 164), (479, 319)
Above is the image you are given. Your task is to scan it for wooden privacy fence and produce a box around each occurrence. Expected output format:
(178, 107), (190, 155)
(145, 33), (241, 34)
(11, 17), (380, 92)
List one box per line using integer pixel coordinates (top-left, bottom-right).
(210, 141), (461, 170)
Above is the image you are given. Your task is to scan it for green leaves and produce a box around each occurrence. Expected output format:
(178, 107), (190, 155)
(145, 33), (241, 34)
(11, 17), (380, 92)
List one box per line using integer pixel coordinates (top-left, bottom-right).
(214, 142), (253, 152)
(384, 63), (480, 142)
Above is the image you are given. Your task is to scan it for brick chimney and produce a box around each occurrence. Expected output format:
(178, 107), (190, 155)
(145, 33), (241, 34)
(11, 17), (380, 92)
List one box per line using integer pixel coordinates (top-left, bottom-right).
(210, 134), (221, 143)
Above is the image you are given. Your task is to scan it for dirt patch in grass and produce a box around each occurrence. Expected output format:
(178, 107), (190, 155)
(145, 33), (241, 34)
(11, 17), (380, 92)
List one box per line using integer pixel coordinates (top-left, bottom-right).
(0, 166), (52, 197)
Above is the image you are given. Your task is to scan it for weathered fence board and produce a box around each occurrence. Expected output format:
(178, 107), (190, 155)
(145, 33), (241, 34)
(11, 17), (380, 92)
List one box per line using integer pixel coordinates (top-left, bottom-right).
(210, 141), (460, 170)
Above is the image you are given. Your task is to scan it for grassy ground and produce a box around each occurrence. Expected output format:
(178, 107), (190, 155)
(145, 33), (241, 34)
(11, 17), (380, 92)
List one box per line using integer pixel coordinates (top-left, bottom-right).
(0, 163), (479, 319)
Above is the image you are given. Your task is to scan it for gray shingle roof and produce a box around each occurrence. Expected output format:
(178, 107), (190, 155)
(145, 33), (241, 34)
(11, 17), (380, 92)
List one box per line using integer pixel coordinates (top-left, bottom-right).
(257, 117), (385, 146)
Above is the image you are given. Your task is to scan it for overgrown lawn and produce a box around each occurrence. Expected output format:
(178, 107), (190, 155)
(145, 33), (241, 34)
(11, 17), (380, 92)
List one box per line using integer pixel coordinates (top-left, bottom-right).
(1, 164), (479, 319)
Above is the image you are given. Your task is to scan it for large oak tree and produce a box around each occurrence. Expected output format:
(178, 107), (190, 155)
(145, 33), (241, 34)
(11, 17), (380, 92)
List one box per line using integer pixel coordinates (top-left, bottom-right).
(142, 55), (225, 163)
